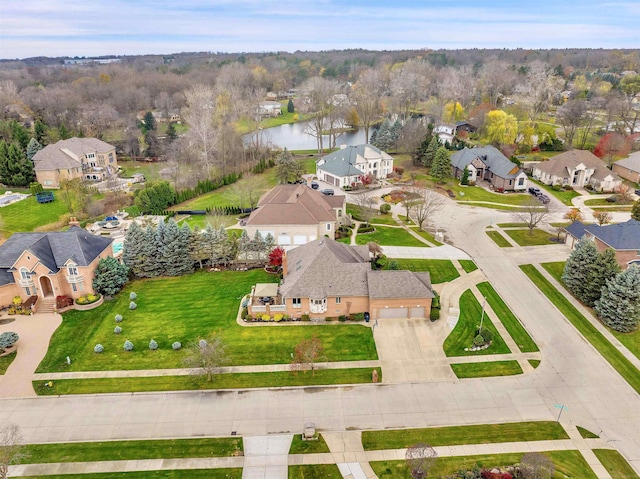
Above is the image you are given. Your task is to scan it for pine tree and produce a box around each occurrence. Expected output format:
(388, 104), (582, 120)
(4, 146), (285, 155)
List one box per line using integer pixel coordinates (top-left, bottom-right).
(92, 257), (129, 296)
(422, 136), (439, 168)
(190, 226), (208, 269)
(632, 200), (640, 221)
(237, 229), (251, 262)
(143, 111), (156, 131)
(166, 122), (178, 142)
(26, 138), (42, 161)
(11, 121), (29, 149)
(595, 266), (640, 333)
(0, 141), (35, 187)
(583, 248), (622, 306)
(159, 219), (193, 276)
(430, 147), (451, 182)
(140, 225), (161, 277)
(461, 166), (470, 186)
(34, 119), (47, 144)
(287, 99), (295, 113)
(122, 221), (145, 277)
(561, 236), (599, 302)
(58, 124), (71, 140)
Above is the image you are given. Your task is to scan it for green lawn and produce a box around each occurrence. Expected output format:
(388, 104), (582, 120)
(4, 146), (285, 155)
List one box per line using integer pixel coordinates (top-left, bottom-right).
(384, 259), (460, 284)
(529, 359), (541, 368)
(459, 259), (478, 273)
(486, 230), (513, 247)
(593, 449), (640, 479)
(409, 226), (443, 245)
(577, 426), (599, 439)
(35, 368), (381, 395)
(289, 465), (342, 479)
(18, 437), (242, 463)
(530, 179), (582, 206)
(117, 160), (163, 181)
(541, 261), (565, 282)
(0, 195), (69, 237)
(443, 290), (511, 357)
(496, 222), (528, 228)
(362, 421), (568, 450)
(355, 225), (428, 247)
(520, 264), (640, 395)
(370, 214), (400, 225)
(19, 470), (242, 479)
(289, 434), (330, 454)
(451, 185), (530, 206)
(176, 214), (239, 230)
(0, 350), (16, 374)
(476, 282), (539, 352)
(371, 450), (596, 479)
(451, 360), (523, 378)
(37, 270), (377, 372)
(504, 228), (555, 246)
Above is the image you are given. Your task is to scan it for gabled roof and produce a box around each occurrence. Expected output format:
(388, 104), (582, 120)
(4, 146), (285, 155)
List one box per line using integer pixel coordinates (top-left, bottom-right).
(535, 150), (617, 180)
(565, 220), (640, 250)
(450, 146), (524, 179)
(0, 226), (113, 273)
(367, 270), (434, 299)
(33, 137), (115, 172)
(615, 151), (640, 173)
(246, 184), (343, 226)
(280, 238), (370, 298)
(318, 144), (392, 178)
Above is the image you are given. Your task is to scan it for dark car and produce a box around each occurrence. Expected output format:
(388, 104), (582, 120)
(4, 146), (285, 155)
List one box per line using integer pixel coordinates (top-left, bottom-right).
(528, 187), (541, 196)
(538, 194), (550, 204)
(635, 189), (640, 196)
(321, 189), (334, 196)
(311, 181), (319, 189)
(606, 195), (618, 203)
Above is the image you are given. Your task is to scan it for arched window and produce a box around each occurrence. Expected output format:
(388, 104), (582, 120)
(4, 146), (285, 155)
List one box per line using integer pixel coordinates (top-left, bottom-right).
(67, 263), (78, 276)
(19, 267), (30, 280)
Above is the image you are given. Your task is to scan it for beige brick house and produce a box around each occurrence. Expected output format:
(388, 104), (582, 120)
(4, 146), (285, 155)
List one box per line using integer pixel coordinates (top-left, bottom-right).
(0, 227), (113, 308)
(247, 238), (434, 320)
(565, 220), (640, 269)
(33, 137), (118, 188)
(613, 151), (640, 183)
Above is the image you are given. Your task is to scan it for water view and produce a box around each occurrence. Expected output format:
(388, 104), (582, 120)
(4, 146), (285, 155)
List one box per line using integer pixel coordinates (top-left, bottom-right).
(245, 120), (370, 150)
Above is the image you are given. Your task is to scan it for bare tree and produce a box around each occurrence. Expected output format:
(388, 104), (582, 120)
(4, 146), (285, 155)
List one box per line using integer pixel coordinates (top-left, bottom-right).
(354, 190), (377, 225)
(290, 336), (326, 377)
(389, 59), (433, 119)
(0, 424), (25, 479)
(411, 188), (445, 231)
(235, 173), (262, 210)
(352, 68), (385, 141)
(401, 188), (422, 221)
(614, 183), (634, 204)
(516, 61), (557, 122)
(478, 58), (516, 107)
(300, 77), (341, 153)
(183, 333), (229, 382)
(511, 198), (549, 235)
(593, 210), (612, 226)
(405, 443), (437, 479)
(181, 84), (220, 179)
(557, 99), (587, 148)
(519, 452), (555, 479)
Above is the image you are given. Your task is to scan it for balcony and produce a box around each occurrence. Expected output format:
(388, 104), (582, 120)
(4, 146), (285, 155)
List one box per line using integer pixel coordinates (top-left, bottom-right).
(17, 278), (35, 288)
(66, 274), (84, 284)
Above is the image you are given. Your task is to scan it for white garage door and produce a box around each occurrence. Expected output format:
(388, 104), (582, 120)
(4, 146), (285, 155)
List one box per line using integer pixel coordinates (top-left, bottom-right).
(294, 235), (307, 245)
(277, 234), (291, 245)
(378, 308), (408, 319)
(409, 307), (426, 319)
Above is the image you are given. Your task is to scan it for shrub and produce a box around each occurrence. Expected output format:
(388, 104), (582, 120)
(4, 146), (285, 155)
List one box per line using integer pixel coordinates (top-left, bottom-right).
(115, 314), (123, 322)
(149, 339), (158, 350)
(473, 334), (486, 347)
(261, 314), (270, 321)
(129, 292), (138, 300)
(75, 294), (101, 305)
(129, 301), (137, 310)
(241, 307), (249, 320)
(430, 308), (440, 321)
(339, 315), (347, 322)
(0, 332), (19, 350)
(172, 341), (182, 350)
(114, 326), (122, 334)
(380, 203), (391, 214)
(301, 313), (310, 321)
(273, 313), (283, 322)
(198, 339), (207, 348)
(358, 225), (375, 234)
(94, 344), (104, 353)
(478, 328), (493, 343)
(56, 295), (73, 309)
(552, 184), (562, 191)
(123, 340), (134, 351)
(350, 312), (365, 321)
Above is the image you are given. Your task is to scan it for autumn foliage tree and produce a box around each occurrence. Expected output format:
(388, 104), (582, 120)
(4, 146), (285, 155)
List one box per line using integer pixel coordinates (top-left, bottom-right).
(563, 208), (583, 224)
(593, 133), (631, 166)
(268, 246), (285, 272)
(290, 336), (326, 377)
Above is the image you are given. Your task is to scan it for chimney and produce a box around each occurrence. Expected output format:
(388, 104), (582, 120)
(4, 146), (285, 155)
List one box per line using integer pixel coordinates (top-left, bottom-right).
(282, 249), (288, 276)
(69, 216), (80, 227)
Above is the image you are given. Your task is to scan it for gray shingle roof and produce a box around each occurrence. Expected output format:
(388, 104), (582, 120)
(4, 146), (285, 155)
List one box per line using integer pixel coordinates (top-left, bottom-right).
(0, 226), (113, 275)
(565, 220), (640, 250)
(615, 151), (640, 173)
(33, 137), (115, 172)
(450, 146), (524, 179)
(367, 270), (434, 299)
(317, 144), (391, 178)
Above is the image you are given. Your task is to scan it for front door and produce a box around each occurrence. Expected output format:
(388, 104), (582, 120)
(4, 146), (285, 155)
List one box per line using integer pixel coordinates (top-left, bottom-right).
(39, 276), (53, 298)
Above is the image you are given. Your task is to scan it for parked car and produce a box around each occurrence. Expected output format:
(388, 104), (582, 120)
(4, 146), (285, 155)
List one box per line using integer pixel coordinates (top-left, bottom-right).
(538, 194), (550, 204)
(311, 181), (319, 189)
(635, 189), (640, 196)
(528, 187), (541, 196)
(321, 189), (334, 196)
(606, 195), (618, 203)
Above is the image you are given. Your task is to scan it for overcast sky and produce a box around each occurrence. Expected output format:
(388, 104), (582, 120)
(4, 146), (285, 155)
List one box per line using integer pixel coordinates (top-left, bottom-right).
(1, 1), (639, 59)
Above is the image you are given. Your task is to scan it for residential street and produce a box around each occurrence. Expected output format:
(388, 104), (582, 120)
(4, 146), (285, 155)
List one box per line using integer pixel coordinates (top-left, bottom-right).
(2, 198), (640, 476)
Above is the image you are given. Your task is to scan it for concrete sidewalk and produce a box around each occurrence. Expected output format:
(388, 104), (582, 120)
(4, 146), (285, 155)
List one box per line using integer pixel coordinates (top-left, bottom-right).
(381, 245), (471, 260)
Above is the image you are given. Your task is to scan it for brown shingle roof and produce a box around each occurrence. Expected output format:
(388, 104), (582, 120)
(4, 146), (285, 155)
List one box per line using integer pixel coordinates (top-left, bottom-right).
(33, 137), (115, 171)
(535, 150), (613, 178)
(367, 270), (434, 299)
(246, 184), (344, 226)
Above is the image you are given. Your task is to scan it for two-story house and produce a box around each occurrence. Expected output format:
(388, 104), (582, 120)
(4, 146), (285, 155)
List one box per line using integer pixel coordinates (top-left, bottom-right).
(565, 219), (640, 269)
(0, 226), (114, 308)
(33, 137), (118, 188)
(316, 144), (393, 188)
(243, 184), (346, 249)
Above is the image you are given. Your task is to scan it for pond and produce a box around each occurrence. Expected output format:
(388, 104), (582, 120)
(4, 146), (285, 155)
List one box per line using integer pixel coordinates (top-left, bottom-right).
(244, 120), (370, 151)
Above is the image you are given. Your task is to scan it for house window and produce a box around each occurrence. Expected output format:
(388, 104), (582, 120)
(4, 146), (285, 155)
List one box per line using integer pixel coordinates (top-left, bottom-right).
(509, 180), (512, 185)
(72, 283), (77, 292)
(44, 180), (52, 186)
(335, 297), (341, 304)
(310, 298), (327, 313)
(338, 210), (342, 217)
(292, 298), (301, 308)
(326, 223), (331, 231)
(68, 265), (78, 276)
(518, 177), (525, 186)
(20, 268), (30, 280)
(25, 287), (31, 296)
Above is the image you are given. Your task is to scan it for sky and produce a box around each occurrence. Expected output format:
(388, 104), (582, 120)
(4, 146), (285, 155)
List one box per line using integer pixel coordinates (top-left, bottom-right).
(1, 0), (639, 59)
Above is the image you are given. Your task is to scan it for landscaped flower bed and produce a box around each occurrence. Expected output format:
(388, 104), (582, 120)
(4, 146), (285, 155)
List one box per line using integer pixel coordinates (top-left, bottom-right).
(75, 294), (101, 305)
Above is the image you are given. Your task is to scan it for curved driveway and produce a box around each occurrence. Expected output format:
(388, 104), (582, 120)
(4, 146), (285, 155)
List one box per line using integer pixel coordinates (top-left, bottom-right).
(2, 200), (640, 474)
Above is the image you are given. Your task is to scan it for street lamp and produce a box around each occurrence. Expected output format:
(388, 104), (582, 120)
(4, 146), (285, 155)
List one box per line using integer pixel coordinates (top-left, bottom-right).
(479, 296), (487, 332)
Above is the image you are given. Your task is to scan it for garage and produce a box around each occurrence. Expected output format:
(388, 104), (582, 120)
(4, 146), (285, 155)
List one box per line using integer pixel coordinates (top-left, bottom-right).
(409, 307), (426, 319)
(378, 307), (409, 319)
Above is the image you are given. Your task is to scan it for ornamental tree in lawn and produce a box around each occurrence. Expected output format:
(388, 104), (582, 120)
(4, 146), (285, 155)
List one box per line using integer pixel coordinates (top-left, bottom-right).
(92, 256), (129, 296)
(595, 266), (640, 333)
(430, 146), (451, 182)
(268, 246), (285, 271)
(561, 236), (599, 303)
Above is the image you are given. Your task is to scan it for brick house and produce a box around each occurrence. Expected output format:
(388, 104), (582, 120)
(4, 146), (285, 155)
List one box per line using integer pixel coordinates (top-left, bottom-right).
(613, 151), (640, 183)
(316, 144), (394, 188)
(247, 238), (434, 320)
(450, 146), (527, 192)
(565, 220), (640, 269)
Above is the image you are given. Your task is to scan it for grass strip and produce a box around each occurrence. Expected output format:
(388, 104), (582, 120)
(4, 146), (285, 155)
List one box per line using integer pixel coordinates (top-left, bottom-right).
(19, 470), (242, 479)
(577, 426), (599, 439)
(19, 437), (242, 463)
(34, 368), (381, 395)
(486, 230), (513, 247)
(451, 360), (523, 378)
(0, 351), (16, 374)
(458, 259), (478, 273)
(443, 290), (511, 357)
(289, 434), (330, 454)
(476, 282), (539, 353)
(289, 464), (342, 478)
(504, 228), (555, 246)
(528, 359), (541, 368)
(355, 225), (428, 247)
(362, 421), (567, 450)
(593, 449), (640, 479)
(520, 264), (640, 395)
(371, 450), (596, 479)
(385, 259), (460, 284)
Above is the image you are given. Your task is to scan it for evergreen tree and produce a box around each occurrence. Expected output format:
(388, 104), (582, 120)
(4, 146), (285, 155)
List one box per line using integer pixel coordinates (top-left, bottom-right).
(166, 122), (178, 142)
(11, 121), (29, 149)
(237, 229), (251, 262)
(595, 266), (640, 333)
(139, 225), (162, 278)
(275, 148), (304, 184)
(26, 138), (42, 161)
(430, 147), (451, 182)
(583, 249), (622, 306)
(144, 130), (162, 158)
(263, 233), (275, 260)
(190, 226), (208, 269)
(143, 111), (156, 131)
(0, 141), (35, 187)
(369, 128), (378, 146)
(422, 136), (439, 168)
(58, 124), (71, 140)
(287, 99), (295, 113)
(159, 219), (193, 276)
(632, 200), (640, 221)
(561, 236), (599, 302)
(122, 221), (145, 277)
(34, 119), (47, 144)
(461, 166), (470, 185)
(92, 256), (129, 296)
